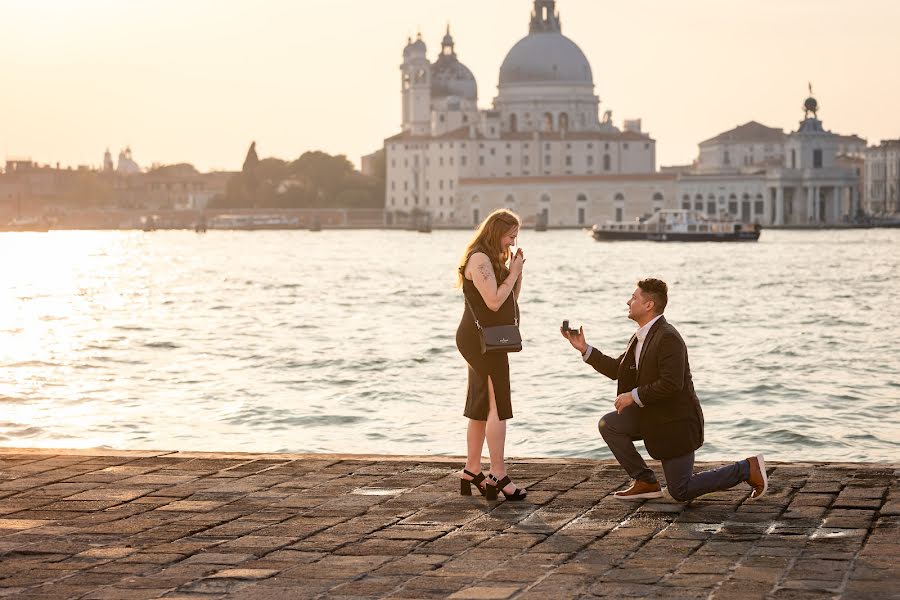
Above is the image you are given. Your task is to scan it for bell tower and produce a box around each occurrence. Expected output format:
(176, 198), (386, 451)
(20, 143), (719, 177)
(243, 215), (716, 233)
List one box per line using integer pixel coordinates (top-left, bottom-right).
(400, 33), (431, 135)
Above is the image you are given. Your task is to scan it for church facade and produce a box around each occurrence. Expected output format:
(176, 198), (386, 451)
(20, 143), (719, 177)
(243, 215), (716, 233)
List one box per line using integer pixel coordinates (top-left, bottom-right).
(384, 0), (672, 227)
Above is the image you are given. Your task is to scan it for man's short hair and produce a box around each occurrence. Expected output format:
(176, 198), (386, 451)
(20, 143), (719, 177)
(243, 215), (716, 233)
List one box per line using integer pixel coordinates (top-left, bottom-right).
(638, 278), (668, 314)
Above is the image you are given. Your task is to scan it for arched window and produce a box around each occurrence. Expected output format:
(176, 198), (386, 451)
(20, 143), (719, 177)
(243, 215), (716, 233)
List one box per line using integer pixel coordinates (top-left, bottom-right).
(653, 192), (664, 212)
(577, 193), (587, 202)
(694, 193), (703, 211)
(707, 194), (716, 215)
(559, 112), (569, 131)
(509, 114), (518, 133)
(603, 154), (611, 171)
(505, 194), (515, 208)
(728, 194), (738, 216)
(543, 113), (553, 132)
(791, 149), (796, 169)
(682, 194), (691, 210)
(614, 193), (625, 202)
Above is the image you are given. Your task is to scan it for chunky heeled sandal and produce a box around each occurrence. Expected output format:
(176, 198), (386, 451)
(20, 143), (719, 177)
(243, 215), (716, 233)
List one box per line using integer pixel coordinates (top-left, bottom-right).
(485, 474), (527, 501)
(459, 469), (487, 496)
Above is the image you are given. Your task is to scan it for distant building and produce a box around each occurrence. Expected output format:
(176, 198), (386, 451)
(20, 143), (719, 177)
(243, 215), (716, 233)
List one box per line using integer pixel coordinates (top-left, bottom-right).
(864, 140), (900, 215)
(674, 93), (864, 225)
(116, 147), (141, 174)
(360, 149), (383, 178)
(384, 0), (669, 227)
(113, 165), (232, 210)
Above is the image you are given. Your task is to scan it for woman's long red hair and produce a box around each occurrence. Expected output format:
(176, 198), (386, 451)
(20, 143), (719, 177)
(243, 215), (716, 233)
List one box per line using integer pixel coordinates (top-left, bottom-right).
(457, 209), (521, 287)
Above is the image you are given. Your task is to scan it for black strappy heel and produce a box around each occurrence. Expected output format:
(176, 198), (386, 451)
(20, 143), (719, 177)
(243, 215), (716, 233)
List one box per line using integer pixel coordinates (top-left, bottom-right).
(485, 474), (527, 501)
(459, 469), (487, 496)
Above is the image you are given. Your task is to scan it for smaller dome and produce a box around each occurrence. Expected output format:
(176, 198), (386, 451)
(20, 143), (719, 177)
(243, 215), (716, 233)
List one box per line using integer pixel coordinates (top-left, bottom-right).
(804, 97), (818, 113)
(409, 33), (426, 56)
(431, 57), (477, 101)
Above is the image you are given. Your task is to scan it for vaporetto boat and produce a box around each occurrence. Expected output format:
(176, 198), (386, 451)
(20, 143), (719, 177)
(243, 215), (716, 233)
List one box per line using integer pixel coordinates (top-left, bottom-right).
(591, 209), (761, 242)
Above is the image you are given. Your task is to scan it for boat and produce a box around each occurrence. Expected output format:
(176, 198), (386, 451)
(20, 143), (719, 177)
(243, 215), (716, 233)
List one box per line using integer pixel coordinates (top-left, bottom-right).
(309, 216), (322, 232)
(591, 209), (761, 242)
(3, 217), (49, 232)
(207, 214), (301, 230)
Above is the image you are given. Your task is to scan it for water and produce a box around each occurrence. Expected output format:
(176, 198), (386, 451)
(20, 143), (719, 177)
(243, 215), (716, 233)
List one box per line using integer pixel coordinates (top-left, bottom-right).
(1, 229), (898, 462)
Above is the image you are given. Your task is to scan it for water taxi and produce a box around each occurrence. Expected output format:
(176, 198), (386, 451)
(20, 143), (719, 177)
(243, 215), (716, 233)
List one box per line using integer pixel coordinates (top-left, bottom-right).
(591, 209), (761, 242)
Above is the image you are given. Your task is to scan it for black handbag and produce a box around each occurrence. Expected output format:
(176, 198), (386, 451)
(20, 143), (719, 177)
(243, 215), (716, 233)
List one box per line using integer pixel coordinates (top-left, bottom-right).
(465, 293), (522, 354)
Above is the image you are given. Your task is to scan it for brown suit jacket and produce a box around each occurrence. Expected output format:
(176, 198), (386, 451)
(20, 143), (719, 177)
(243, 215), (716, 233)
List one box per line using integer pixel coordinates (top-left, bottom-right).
(586, 316), (705, 459)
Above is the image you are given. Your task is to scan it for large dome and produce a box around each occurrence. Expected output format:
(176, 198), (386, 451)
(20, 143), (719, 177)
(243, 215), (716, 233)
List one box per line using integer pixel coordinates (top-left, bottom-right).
(499, 32), (593, 86)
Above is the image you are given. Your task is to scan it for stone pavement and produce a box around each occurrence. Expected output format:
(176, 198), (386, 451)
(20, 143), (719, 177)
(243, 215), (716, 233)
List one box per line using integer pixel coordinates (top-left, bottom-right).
(0, 449), (897, 600)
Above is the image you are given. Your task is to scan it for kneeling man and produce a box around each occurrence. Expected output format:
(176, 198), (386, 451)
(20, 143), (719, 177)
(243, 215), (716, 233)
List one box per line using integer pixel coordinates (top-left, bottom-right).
(561, 278), (768, 502)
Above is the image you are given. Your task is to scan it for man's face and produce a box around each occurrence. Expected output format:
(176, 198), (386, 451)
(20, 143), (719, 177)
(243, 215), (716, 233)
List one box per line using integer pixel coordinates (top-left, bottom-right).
(627, 287), (652, 322)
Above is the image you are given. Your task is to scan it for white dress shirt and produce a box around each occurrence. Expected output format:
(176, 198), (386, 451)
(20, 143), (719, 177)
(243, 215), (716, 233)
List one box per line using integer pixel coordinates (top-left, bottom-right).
(581, 314), (663, 408)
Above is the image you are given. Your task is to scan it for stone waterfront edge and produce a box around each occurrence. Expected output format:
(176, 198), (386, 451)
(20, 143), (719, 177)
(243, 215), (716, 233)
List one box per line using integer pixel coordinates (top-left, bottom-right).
(0, 448), (897, 600)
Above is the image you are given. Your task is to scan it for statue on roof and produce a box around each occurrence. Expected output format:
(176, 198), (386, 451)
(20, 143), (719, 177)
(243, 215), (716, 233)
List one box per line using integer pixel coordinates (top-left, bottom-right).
(803, 83), (819, 119)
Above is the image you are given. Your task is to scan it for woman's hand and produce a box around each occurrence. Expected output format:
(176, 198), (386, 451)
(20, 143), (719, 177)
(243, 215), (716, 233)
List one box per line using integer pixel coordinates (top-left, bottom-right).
(561, 326), (588, 354)
(509, 251), (525, 279)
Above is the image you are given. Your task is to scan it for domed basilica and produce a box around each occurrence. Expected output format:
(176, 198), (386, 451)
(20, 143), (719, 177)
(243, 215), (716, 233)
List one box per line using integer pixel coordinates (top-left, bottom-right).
(385, 0), (666, 227)
(383, 0), (864, 227)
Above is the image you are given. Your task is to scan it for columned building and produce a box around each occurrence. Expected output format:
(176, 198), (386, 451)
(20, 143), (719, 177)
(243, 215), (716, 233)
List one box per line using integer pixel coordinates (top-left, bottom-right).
(864, 139), (900, 215)
(384, 0), (670, 227)
(675, 95), (863, 226)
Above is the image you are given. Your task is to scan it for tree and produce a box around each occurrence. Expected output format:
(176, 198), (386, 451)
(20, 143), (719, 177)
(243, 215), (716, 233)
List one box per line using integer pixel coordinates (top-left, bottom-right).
(242, 141), (260, 207)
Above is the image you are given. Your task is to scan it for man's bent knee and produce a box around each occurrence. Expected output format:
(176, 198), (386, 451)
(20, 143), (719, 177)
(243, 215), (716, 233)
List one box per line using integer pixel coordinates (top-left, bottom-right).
(598, 411), (619, 436)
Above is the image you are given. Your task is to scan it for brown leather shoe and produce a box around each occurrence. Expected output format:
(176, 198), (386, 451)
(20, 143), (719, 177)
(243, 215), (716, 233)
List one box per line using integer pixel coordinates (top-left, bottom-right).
(612, 479), (663, 500)
(746, 454), (768, 500)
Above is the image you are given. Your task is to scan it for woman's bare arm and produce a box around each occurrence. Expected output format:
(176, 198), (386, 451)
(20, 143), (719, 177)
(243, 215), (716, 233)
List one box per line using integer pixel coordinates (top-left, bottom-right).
(465, 252), (518, 312)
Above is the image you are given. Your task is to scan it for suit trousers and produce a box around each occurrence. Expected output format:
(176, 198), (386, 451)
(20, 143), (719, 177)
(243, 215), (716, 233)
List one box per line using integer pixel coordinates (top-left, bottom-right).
(598, 406), (750, 502)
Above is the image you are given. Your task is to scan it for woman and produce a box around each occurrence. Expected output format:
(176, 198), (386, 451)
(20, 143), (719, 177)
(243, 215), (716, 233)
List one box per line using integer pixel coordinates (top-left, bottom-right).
(455, 209), (527, 501)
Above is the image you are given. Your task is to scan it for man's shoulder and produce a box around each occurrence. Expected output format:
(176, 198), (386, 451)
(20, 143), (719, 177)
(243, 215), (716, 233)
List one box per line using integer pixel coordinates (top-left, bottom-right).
(656, 318), (687, 346)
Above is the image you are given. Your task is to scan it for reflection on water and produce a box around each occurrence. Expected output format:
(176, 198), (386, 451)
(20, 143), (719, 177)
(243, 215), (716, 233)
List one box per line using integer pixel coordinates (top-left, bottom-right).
(1, 229), (898, 461)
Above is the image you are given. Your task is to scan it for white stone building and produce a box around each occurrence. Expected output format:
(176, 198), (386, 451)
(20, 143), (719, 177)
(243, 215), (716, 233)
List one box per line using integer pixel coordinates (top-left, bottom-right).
(864, 140), (900, 215)
(384, 0), (669, 227)
(675, 95), (865, 225)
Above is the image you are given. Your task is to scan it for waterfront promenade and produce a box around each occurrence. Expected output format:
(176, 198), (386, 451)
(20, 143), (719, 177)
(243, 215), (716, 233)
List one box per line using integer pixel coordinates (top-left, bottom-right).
(0, 449), (896, 599)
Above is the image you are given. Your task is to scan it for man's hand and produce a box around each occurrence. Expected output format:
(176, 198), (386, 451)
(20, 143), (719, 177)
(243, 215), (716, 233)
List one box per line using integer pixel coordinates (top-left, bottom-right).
(560, 326), (587, 354)
(614, 392), (635, 414)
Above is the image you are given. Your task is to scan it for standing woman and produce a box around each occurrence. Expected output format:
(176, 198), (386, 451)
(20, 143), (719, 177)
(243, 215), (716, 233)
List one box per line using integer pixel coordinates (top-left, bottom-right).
(456, 209), (527, 501)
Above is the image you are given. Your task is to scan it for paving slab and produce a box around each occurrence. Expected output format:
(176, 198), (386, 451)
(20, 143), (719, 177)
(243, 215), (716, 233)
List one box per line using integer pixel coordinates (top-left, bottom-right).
(0, 449), (896, 599)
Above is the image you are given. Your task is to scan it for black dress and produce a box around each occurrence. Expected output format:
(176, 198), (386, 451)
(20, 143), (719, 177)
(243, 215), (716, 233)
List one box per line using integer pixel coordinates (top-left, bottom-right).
(456, 258), (518, 421)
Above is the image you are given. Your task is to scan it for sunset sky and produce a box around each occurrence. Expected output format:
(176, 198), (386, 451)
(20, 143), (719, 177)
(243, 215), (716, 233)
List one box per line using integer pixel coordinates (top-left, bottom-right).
(2, 0), (898, 172)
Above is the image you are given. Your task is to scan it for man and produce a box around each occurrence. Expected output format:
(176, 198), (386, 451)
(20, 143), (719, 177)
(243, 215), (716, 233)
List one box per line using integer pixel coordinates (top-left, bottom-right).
(561, 278), (768, 502)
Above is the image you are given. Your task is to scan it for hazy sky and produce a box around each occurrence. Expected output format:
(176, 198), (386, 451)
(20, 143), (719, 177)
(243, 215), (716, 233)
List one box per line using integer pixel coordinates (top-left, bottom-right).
(2, 0), (898, 172)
